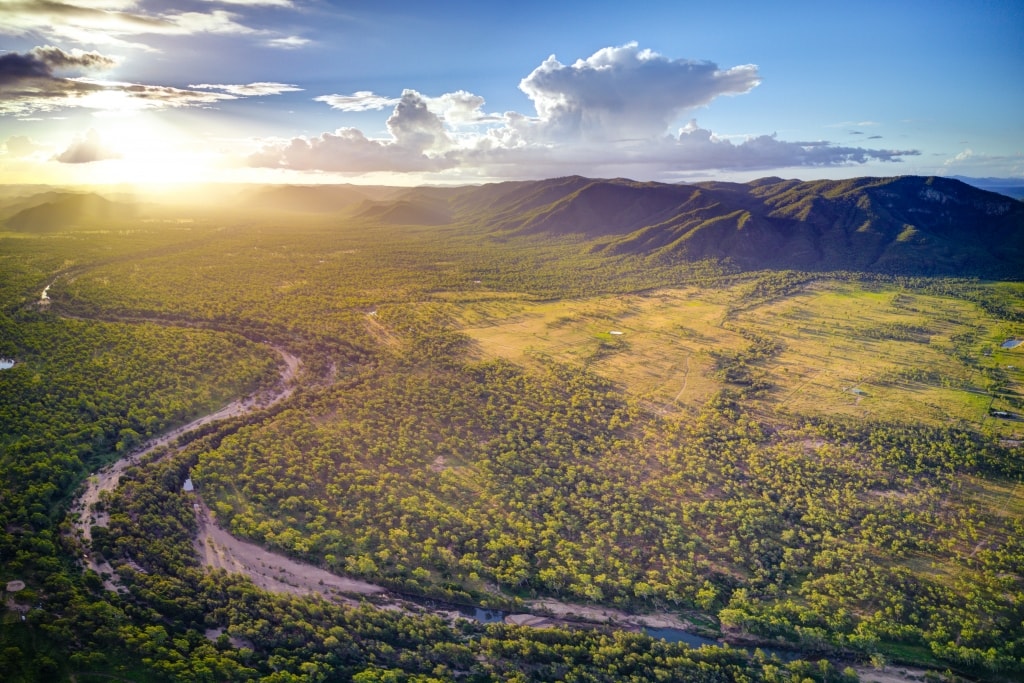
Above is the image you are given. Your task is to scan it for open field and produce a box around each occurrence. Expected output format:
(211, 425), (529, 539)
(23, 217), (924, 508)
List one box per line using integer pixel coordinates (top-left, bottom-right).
(457, 279), (1024, 437)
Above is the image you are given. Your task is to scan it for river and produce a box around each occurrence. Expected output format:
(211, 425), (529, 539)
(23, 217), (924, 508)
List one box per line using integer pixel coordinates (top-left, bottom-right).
(68, 343), (301, 588)
(65, 326), (841, 662)
(68, 337), (725, 646)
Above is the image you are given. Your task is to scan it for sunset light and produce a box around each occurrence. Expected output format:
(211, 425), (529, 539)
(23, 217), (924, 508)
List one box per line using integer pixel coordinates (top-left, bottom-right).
(1, 1), (1021, 186)
(2, 3), (1024, 681)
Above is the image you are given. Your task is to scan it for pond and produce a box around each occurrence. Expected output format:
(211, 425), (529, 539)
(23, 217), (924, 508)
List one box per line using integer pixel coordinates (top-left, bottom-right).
(1002, 339), (1022, 349)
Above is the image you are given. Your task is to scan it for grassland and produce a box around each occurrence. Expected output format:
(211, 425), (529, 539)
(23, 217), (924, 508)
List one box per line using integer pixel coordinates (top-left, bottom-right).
(455, 279), (1024, 438)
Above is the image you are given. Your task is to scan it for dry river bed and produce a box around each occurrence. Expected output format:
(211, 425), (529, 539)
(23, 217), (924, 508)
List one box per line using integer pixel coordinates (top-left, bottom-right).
(68, 345), (301, 590)
(66, 340), (700, 635)
(64, 336), (930, 683)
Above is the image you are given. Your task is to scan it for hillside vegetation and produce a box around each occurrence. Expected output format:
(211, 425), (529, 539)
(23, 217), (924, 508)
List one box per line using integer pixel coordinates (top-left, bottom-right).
(0, 176), (1022, 681)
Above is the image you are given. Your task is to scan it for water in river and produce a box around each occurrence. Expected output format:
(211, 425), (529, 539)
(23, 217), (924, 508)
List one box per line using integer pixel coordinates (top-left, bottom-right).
(643, 627), (719, 648)
(643, 627), (803, 661)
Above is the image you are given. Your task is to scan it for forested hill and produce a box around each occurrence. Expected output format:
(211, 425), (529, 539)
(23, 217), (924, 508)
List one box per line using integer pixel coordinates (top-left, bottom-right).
(3, 192), (138, 232)
(3, 175), (1022, 275)
(363, 175), (1024, 277)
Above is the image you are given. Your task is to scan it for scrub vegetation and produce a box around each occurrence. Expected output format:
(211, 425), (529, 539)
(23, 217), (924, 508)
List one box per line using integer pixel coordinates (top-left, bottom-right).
(1, 178), (1022, 681)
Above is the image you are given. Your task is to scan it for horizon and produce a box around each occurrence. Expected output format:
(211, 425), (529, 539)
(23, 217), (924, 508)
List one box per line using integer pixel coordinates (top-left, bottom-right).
(1, 1), (1022, 188)
(1, 172), (1020, 193)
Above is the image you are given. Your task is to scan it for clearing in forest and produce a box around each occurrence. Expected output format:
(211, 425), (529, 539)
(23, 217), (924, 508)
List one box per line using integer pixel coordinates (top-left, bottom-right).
(455, 280), (1024, 437)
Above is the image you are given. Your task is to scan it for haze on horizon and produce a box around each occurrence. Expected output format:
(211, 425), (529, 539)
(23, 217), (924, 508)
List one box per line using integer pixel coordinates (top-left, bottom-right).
(1, 0), (1021, 188)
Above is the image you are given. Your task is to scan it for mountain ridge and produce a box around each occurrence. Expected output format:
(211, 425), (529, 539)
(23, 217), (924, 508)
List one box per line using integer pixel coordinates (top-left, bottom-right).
(383, 174), (1024, 277)
(3, 175), (1020, 277)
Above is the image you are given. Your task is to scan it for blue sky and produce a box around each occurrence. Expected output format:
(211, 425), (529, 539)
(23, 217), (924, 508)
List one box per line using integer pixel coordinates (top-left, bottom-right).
(1, 0), (1021, 185)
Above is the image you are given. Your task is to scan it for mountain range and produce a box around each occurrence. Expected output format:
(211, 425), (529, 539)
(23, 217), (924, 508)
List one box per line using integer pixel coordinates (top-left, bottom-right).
(345, 175), (1024, 277)
(3, 175), (1021, 277)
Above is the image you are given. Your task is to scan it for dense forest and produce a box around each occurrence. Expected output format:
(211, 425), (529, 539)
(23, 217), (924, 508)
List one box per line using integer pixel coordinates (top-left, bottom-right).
(1, 178), (1022, 681)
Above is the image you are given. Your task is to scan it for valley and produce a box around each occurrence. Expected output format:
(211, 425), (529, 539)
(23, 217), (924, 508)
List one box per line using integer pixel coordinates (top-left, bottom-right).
(1, 175), (1022, 681)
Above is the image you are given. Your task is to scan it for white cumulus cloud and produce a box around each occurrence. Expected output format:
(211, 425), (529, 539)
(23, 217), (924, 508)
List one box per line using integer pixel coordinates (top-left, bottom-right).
(54, 128), (121, 163)
(250, 44), (919, 178)
(426, 91), (502, 124)
(249, 90), (454, 173)
(4, 134), (45, 157)
(518, 42), (760, 142)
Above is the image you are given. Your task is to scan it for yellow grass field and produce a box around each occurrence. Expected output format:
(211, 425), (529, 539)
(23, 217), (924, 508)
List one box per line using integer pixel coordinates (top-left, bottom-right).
(453, 280), (1024, 437)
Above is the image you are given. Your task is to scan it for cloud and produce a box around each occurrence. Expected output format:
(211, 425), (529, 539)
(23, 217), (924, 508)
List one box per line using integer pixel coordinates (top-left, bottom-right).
(248, 129), (454, 174)
(0, 1), (183, 49)
(517, 42), (760, 141)
(54, 128), (120, 163)
(266, 36), (310, 49)
(0, 45), (111, 114)
(190, 81), (302, 96)
(940, 148), (1021, 176)
(386, 90), (451, 151)
(90, 82), (236, 108)
(250, 90), (455, 173)
(662, 120), (918, 171)
(944, 149), (978, 167)
(0, 0), (290, 50)
(199, 0), (294, 6)
(0, 44), (116, 83)
(1, 47), (303, 114)
(163, 10), (256, 36)
(427, 91), (502, 124)
(251, 44), (919, 178)
(27, 44), (117, 71)
(315, 89), (502, 124)
(4, 135), (45, 157)
(315, 91), (400, 111)
(828, 120), (881, 128)
(452, 120), (919, 179)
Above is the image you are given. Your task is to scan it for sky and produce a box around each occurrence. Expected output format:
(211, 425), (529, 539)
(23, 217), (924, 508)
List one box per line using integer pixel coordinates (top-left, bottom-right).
(1, 0), (1022, 187)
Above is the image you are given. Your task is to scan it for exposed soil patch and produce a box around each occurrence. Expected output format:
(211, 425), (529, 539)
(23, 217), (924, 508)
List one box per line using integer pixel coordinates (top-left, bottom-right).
(527, 598), (693, 631)
(193, 499), (384, 604)
(68, 345), (301, 587)
(853, 665), (929, 683)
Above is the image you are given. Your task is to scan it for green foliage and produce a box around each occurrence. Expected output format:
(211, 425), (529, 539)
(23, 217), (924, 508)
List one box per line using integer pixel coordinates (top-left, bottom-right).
(2, 208), (1022, 680)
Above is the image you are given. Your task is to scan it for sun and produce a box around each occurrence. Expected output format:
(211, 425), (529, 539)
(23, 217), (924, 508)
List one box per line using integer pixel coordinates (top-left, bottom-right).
(73, 112), (220, 186)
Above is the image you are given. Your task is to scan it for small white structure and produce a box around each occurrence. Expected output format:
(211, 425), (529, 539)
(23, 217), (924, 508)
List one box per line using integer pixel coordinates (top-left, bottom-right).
(183, 478), (195, 492)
